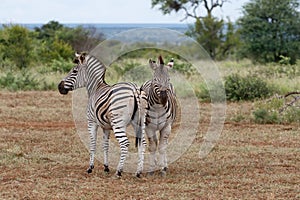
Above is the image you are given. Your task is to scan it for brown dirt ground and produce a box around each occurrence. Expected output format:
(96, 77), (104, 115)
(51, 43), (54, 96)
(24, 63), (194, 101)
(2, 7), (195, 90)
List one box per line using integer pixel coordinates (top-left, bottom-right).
(0, 91), (299, 199)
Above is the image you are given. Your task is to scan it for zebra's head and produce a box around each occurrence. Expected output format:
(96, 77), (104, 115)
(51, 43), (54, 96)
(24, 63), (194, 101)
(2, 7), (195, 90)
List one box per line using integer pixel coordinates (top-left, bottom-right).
(58, 52), (88, 95)
(149, 55), (174, 106)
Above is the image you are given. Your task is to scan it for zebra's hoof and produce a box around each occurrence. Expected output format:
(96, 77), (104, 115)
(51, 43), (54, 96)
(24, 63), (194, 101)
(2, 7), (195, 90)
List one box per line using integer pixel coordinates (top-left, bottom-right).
(136, 172), (142, 178)
(113, 171), (122, 179)
(87, 165), (94, 173)
(116, 171), (122, 178)
(160, 170), (167, 177)
(104, 165), (110, 173)
(160, 167), (167, 177)
(147, 171), (155, 176)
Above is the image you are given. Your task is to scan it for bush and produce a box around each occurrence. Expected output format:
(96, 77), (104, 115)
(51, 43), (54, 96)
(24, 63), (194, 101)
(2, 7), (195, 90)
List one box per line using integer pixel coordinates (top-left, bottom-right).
(42, 58), (73, 73)
(0, 24), (34, 69)
(0, 70), (39, 91)
(253, 97), (300, 124)
(252, 108), (279, 124)
(225, 73), (272, 101)
(0, 70), (56, 91)
(172, 62), (196, 78)
(195, 81), (226, 102)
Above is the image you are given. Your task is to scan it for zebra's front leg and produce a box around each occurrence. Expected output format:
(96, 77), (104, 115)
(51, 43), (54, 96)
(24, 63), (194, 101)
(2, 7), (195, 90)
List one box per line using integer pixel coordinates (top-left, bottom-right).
(146, 129), (158, 174)
(158, 125), (171, 176)
(102, 129), (110, 173)
(87, 122), (98, 174)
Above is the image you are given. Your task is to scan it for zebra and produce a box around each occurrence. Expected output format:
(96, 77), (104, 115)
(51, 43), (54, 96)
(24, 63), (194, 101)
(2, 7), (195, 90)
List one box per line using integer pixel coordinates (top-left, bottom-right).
(58, 52), (147, 178)
(141, 55), (177, 176)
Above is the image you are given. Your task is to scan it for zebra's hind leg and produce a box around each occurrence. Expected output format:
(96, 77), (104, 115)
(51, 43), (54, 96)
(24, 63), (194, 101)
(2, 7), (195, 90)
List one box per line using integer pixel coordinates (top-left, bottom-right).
(87, 122), (98, 174)
(115, 142), (128, 178)
(136, 136), (146, 178)
(102, 129), (110, 174)
(113, 127), (129, 178)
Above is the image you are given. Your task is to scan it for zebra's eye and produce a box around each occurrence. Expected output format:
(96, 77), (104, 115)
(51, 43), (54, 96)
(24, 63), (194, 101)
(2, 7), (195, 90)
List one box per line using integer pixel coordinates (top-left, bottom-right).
(73, 69), (78, 73)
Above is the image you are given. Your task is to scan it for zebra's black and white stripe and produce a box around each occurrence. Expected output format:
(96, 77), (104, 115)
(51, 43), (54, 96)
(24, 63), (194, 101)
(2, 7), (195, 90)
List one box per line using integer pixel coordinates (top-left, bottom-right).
(58, 52), (147, 177)
(141, 55), (177, 175)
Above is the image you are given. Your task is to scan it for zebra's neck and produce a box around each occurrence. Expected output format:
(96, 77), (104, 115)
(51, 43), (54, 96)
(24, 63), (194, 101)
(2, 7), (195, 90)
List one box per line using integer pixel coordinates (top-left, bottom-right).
(149, 86), (163, 106)
(86, 55), (106, 96)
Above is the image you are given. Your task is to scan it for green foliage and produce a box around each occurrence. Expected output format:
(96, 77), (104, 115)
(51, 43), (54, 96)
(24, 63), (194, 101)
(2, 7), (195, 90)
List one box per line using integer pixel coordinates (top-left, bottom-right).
(252, 108), (279, 124)
(55, 26), (104, 52)
(238, 0), (300, 64)
(34, 21), (104, 63)
(186, 16), (223, 60)
(257, 62), (300, 79)
(172, 62), (196, 77)
(0, 69), (57, 91)
(37, 38), (74, 63)
(151, 0), (240, 60)
(0, 70), (39, 91)
(195, 81), (226, 102)
(37, 57), (74, 74)
(35, 21), (64, 40)
(225, 73), (272, 101)
(253, 98), (300, 124)
(0, 24), (34, 69)
(49, 58), (74, 73)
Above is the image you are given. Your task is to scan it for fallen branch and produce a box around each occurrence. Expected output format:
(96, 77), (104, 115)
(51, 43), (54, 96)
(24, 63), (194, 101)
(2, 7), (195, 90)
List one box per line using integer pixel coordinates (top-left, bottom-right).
(266, 91), (300, 113)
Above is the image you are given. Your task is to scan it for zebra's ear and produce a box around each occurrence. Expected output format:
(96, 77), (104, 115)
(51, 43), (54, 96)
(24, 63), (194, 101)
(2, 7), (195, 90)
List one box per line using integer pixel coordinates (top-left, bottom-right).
(149, 58), (158, 69)
(73, 58), (79, 64)
(158, 55), (164, 65)
(79, 53), (86, 63)
(167, 58), (174, 68)
(75, 52), (80, 57)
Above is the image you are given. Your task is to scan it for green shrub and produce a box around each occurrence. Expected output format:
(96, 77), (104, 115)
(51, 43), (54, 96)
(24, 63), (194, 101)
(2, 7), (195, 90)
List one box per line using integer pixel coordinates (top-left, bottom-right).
(172, 62), (196, 78)
(195, 81), (226, 102)
(0, 70), (39, 91)
(252, 108), (279, 124)
(225, 73), (272, 101)
(0, 24), (34, 69)
(0, 70), (56, 91)
(253, 98), (300, 124)
(49, 58), (73, 73)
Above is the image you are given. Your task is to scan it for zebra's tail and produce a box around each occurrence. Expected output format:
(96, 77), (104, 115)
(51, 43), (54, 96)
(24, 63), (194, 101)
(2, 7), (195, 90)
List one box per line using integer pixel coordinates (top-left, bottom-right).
(135, 89), (148, 148)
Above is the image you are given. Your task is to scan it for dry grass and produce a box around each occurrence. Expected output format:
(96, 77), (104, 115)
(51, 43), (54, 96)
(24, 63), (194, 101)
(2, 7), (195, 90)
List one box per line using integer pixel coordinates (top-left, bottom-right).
(0, 91), (299, 199)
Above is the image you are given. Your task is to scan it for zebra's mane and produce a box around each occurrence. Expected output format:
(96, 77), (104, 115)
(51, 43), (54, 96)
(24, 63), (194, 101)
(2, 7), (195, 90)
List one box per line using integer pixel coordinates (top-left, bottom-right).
(84, 54), (108, 91)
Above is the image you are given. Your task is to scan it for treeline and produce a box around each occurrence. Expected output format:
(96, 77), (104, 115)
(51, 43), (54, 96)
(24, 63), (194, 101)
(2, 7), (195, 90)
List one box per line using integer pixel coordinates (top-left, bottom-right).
(152, 0), (300, 64)
(0, 21), (104, 70)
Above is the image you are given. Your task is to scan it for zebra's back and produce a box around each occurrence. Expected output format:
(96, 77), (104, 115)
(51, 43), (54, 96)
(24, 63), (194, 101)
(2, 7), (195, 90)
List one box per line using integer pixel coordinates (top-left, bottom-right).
(88, 82), (140, 130)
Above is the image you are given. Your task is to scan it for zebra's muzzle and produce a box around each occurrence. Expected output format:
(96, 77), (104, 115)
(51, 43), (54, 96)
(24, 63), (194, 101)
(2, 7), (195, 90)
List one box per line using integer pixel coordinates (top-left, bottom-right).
(160, 90), (168, 106)
(58, 81), (69, 95)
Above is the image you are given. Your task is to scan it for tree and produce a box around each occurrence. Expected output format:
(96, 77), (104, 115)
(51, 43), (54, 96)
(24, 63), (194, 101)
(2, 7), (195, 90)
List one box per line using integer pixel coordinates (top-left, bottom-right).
(151, 0), (239, 60)
(35, 20), (64, 40)
(0, 24), (34, 69)
(34, 21), (105, 62)
(238, 0), (300, 64)
(55, 26), (105, 52)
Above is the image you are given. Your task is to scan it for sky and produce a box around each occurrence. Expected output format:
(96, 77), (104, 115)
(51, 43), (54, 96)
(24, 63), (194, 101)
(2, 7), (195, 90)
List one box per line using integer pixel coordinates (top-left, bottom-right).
(0, 0), (249, 24)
